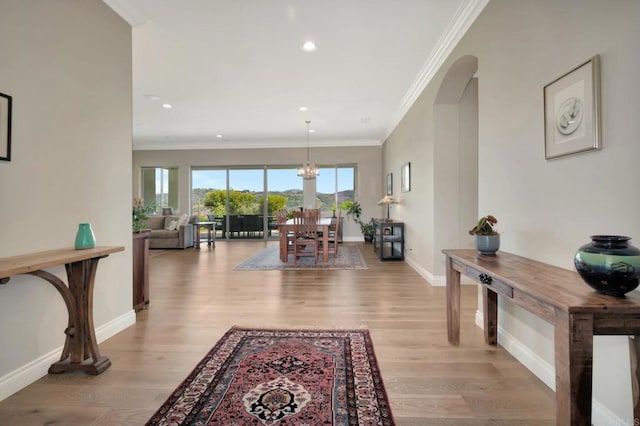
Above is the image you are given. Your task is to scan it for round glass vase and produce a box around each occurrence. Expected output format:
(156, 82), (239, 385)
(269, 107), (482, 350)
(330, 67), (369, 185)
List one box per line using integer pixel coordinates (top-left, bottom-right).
(574, 235), (640, 297)
(75, 223), (96, 250)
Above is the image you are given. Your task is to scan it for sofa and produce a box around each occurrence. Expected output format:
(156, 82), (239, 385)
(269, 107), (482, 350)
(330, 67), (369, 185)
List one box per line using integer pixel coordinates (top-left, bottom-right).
(144, 214), (197, 249)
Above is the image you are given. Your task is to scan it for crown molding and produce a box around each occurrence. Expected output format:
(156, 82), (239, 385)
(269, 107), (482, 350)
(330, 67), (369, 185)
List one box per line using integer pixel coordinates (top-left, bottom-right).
(133, 138), (381, 151)
(102, 0), (150, 26)
(381, 0), (489, 144)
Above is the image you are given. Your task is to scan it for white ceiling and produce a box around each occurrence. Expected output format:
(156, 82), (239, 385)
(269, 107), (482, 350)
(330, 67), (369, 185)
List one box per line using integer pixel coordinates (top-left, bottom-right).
(103, 0), (487, 150)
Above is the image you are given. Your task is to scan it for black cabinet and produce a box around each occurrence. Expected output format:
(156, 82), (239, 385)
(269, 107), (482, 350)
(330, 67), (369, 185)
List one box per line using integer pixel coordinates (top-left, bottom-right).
(372, 220), (404, 261)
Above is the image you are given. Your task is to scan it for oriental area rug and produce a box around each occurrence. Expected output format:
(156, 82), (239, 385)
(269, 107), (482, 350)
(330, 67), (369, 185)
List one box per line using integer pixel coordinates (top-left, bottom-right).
(234, 244), (367, 271)
(146, 327), (394, 425)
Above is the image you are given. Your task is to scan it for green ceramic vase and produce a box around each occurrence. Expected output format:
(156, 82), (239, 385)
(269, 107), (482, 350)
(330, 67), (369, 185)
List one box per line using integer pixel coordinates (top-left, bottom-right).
(75, 223), (96, 249)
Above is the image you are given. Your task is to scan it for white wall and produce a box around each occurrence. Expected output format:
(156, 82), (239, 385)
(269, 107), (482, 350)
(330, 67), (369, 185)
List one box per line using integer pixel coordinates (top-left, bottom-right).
(0, 1), (133, 399)
(383, 0), (640, 422)
(132, 146), (383, 239)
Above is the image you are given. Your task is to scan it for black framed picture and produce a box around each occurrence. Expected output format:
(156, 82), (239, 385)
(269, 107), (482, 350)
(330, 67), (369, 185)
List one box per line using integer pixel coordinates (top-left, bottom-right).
(401, 162), (411, 192)
(0, 92), (12, 162)
(386, 173), (393, 195)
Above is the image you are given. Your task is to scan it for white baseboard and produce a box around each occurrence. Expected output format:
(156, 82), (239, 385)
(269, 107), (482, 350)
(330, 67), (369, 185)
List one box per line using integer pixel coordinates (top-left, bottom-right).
(405, 256), (437, 285)
(0, 310), (136, 402)
(405, 256), (475, 286)
(474, 310), (626, 425)
(592, 399), (629, 426)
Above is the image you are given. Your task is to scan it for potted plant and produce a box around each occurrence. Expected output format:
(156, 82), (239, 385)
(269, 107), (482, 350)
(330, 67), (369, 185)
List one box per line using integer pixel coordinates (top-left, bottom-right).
(132, 198), (155, 232)
(469, 215), (500, 255)
(342, 201), (375, 242)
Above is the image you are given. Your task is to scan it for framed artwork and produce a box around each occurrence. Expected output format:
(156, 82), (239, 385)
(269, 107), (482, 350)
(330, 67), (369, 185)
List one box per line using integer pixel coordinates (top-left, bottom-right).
(386, 173), (393, 195)
(544, 55), (600, 160)
(0, 92), (11, 162)
(401, 162), (411, 193)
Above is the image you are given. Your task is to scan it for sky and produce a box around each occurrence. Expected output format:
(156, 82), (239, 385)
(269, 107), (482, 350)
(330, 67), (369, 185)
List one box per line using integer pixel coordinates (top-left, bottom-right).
(190, 167), (354, 194)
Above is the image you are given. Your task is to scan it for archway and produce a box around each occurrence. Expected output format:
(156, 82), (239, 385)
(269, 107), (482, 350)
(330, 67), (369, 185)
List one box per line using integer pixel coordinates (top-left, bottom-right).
(433, 55), (478, 277)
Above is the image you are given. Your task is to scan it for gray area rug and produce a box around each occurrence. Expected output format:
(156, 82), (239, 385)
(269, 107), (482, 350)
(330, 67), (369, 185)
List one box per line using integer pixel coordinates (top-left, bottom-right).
(234, 244), (367, 270)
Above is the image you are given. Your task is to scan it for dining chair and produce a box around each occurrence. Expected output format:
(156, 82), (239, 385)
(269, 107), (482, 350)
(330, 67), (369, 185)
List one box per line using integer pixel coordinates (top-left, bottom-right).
(318, 209), (341, 258)
(276, 210), (294, 261)
(291, 209), (316, 225)
(293, 216), (319, 264)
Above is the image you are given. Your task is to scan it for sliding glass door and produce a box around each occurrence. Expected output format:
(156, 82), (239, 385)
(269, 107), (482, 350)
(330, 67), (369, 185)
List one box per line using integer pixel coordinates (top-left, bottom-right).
(267, 168), (304, 238)
(191, 166), (351, 240)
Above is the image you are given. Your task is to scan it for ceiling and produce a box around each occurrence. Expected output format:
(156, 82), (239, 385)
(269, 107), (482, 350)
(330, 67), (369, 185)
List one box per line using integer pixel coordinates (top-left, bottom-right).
(103, 0), (486, 150)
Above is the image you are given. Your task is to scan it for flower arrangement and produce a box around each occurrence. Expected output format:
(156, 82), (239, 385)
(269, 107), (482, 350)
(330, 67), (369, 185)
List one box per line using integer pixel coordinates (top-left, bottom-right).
(468, 215), (498, 236)
(132, 198), (155, 232)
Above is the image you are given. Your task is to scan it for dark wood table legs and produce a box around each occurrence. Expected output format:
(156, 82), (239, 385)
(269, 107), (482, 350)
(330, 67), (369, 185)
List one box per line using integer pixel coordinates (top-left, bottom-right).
(194, 222), (216, 249)
(30, 257), (111, 374)
(0, 247), (123, 375)
(443, 249), (640, 426)
(445, 257), (460, 345)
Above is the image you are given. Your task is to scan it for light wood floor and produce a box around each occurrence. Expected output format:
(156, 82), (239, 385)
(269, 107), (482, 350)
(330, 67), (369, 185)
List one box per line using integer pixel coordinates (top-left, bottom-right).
(0, 241), (555, 425)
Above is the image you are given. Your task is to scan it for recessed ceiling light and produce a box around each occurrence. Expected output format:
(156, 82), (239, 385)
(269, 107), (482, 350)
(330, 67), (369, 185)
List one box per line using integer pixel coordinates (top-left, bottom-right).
(299, 106), (308, 111)
(216, 134), (223, 138)
(360, 116), (370, 124)
(144, 94), (160, 101)
(162, 103), (172, 109)
(302, 41), (317, 52)
(309, 129), (315, 133)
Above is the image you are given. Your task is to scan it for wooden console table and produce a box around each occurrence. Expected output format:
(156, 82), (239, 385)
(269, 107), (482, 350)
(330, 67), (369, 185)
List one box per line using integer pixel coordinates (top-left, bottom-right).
(0, 246), (124, 375)
(133, 231), (150, 311)
(443, 249), (640, 426)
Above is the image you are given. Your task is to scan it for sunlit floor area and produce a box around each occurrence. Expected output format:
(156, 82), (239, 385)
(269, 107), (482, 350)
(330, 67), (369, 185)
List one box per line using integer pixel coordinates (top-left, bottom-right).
(0, 241), (555, 425)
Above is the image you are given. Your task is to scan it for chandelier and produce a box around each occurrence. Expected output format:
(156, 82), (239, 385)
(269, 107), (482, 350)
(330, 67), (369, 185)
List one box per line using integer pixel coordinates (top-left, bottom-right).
(297, 120), (319, 179)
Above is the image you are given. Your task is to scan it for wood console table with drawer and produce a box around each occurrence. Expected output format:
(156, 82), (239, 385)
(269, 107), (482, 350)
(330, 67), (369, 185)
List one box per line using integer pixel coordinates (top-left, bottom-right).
(0, 246), (124, 375)
(443, 249), (640, 426)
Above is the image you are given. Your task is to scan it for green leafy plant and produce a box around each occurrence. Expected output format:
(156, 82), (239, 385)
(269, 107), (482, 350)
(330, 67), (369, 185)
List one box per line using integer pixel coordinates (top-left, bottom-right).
(468, 215), (498, 236)
(132, 198), (155, 232)
(342, 201), (374, 236)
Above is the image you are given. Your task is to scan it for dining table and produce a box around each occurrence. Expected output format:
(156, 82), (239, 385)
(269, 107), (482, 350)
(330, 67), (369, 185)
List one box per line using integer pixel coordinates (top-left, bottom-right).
(278, 217), (333, 263)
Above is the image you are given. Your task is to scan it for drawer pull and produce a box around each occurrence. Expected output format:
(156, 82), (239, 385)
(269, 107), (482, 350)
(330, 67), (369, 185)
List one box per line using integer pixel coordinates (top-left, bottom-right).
(479, 273), (493, 284)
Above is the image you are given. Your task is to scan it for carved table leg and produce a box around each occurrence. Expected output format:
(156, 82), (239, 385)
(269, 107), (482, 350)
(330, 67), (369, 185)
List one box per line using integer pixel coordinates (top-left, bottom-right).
(48, 258), (111, 375)
(482, 286), (498, 346)
(554, 312), (593, 426)
(446, 256), (461, 345)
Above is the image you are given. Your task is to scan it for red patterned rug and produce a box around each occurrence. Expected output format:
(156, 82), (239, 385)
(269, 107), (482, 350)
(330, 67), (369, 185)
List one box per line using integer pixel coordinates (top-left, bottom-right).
(147, 327), (394, 425)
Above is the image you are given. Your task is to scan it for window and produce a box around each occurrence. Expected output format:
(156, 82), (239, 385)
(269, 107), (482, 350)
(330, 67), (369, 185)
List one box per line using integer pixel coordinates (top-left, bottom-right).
(141, 167), (178, 212)
(316, 166), (355, 214)
(191, 167), (306, 239)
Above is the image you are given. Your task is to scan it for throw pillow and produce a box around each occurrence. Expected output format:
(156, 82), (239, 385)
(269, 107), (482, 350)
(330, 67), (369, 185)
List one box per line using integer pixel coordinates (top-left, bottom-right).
(165, 219), (178, 231)
(177, 213), (189, 227)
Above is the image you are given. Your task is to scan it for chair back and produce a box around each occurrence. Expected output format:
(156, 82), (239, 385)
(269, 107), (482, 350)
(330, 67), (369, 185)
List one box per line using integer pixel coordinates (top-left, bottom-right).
(293, 209), (319, 224)
(276, 209), (288, 225)
(332, 210), (341, 236)
(294, 218), (318, 240)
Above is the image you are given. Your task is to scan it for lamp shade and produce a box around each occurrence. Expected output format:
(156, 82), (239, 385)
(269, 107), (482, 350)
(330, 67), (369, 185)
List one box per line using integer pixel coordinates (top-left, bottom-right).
(377, 195), (397, 205)
(377, 196), (398, 221)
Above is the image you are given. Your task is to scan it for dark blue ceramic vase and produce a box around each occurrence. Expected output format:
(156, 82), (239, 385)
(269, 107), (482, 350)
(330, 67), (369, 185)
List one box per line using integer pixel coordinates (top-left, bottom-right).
(574, 235), (640, 297)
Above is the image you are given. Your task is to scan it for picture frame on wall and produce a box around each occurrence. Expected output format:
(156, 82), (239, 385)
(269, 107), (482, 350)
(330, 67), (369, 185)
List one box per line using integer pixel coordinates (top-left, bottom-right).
(401, 162), (411, 193)
(386, 173), (393, 195)
(543, 55), (601, 160)
(0, 92), (12, 162)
